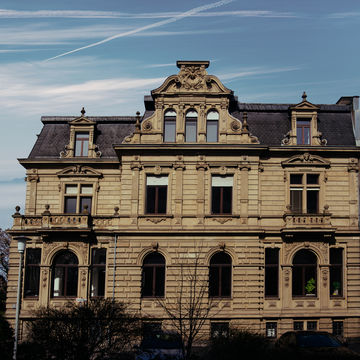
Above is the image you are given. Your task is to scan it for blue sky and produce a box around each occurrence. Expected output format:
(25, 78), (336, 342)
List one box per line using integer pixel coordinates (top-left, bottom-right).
(0, 0), (359, 229)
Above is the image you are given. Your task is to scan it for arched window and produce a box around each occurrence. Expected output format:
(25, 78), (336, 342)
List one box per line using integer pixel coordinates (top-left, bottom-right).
(292, 249), (317, 297)
(142, 252), (165, 297)
(207, 110), (219, 142)
(209, 252), (231, 297)
(185, 110), (197, 142)
(51, 251), (79, 298)
(164, 110), (176, 142)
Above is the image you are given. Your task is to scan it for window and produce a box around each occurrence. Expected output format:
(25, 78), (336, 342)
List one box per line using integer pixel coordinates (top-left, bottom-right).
(211, 322), (229, 338)
(333, 321), (344, 336)
(143, 322), (162, 339)
(24, 248), (41, 297)
(209, 252), (231, 298)
(141, 252), (165, 297)
(265, 248), (279, 297)
(330, 248), (343, 297)
(74, 132), (89, 156)
(51, 251), (78, 298)
(292, 250), (317, 297)
(297, 119), (311, 145)
(90, 248), (106, 297)
(146, 176), (167, 214)
(185, 110), (197, 142)
(307, 321), (317, 331)
(266, 322), (277, 338)
(207, 111), (219, 142)
(64, 184), (92, 214)
(294, 321), (304, 331)
(290, 174), (319, 213)
(211, 176), (232, 214)
(164, 110), (176, 142)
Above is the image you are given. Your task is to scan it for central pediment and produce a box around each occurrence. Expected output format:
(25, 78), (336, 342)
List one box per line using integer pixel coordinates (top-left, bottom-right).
(151, 60), (233, 96)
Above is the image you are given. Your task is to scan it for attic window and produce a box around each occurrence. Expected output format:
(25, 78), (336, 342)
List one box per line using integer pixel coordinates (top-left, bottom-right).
(164, 110), (176, 142)
(75, 132), (89, 156)
(296, 119), (311, 145)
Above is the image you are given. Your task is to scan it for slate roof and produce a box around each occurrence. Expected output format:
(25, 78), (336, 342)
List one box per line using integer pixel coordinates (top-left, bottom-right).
(27, 102), (356, 160)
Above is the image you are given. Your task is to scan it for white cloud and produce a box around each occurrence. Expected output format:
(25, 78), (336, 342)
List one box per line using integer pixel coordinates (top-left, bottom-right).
(0, 8), (296, 19)
(327, 12), (360, 19)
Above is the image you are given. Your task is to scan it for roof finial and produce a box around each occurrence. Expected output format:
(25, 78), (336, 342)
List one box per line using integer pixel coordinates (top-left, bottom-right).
(241, 112), (249, 134)
(302, 91), (307, 102)
(135, 111), (141, 132)
(81, 107), (86, 117)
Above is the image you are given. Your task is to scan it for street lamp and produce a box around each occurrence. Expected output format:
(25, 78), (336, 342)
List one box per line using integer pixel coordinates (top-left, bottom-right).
(13, 237), (27, 360)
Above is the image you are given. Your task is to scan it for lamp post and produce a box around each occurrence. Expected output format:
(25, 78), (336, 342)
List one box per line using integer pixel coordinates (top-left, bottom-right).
(13, 237), (26, 360)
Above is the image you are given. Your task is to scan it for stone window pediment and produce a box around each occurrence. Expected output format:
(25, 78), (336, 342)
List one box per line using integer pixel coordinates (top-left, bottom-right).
(281, 153), (331, 168)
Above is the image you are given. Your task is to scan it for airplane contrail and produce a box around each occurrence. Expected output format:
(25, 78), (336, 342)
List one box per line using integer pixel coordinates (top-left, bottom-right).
(44, 0), (234, 62)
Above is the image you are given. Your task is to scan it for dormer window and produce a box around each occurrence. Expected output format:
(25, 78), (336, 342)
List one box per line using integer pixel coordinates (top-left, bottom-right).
(296, 119), (311, 145)
(207, 110), (219, 142)
(164, 110), (176, 142)
(185, 110), (197, 142)
(75, 132), (89, 156)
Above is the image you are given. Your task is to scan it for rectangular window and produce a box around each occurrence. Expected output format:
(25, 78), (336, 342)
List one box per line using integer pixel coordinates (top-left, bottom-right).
(211, 322), (229, 338)
(143, 322), (162, 339)
(164, 120), (176, 142)
(330, 248), (343, 297)
(211, 176), (232, 214)
(185, 120), (197, 142)
(333, 321), (344, 336)
(207, 120), (218, 142)
(146, 176), (168, 214)
(24, 248), (41, 297)
(64, 184), (93, 214)
(290, 174), (319, 214)
(297, 119), (311, 145)
(294, 321), (304, 331)
(90, 249), (106, 297)
(307, 321), (317, 330)
(265, 248), (279, 297)
(75, 132), (89, 156)
(266, 322), (277, 338)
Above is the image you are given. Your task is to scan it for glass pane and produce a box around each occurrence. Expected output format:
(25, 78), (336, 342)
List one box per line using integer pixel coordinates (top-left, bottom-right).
(265, 248), (279, 265)
(91, 267), (105, 297)
(307, 174), (319, 184)
(265, 266), (278, 296)
(26, 248), (41, 265)
(290, 189), (302, 213)
(222, 187), (232, 214)
(66, 267), (78, 297)
(24, 266), (40, 297)
(155, 266), (165, 296)
(290, 174), (303, 184)
(307, 190), (319, 213)
(81, 185), (93, 194)
(209, 266), (219, 297)
(80, 197), (92, 213)
(164, 120), (176, 142)
(146, 186), (156, 214)
(210, 252), (231, 265)
(64, 197), (77, 213)
(54, 251), (78, 265)
(330, 266), (342, 296)
(157, 186), (167, 214)
(185, 120), (197, 142)
(292, 266), (303, 296)
(212, 187), (221, 214)
(207, 111), (219, 120)
(143, 253), (165, 265)
(221, 266), (231, 296)
(330, 248), (343, 265)
(53, 267), (64, 297)
(293, 250), (317, 265)
(207, 120), (218, 142)
(65, 185), (78, 194)
(92, 248), (106, 265)
(142, 266), (154, 297)
(164, 110), (176, 117)
(303, 127), (310, 144)
(75, 132), (89, 157)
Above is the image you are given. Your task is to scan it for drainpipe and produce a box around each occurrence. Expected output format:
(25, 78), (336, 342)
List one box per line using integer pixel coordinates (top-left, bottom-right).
(112, 234), (118, 300)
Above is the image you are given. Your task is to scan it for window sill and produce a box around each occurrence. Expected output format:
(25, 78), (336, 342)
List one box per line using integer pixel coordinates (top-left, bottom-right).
(24, 296), (39, 300)
(140, 214), (173, 218)
(206, 214), (239, 217)
(292, 295), (318, 299)
(265, 296), (280, 300)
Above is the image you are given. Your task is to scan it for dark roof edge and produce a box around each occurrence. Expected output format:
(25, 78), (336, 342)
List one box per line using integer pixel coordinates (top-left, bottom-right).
(41, 116), (137, 124)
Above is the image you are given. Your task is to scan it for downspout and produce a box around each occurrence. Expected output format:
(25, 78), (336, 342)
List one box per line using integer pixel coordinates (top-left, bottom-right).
(112, 234), (118, 300)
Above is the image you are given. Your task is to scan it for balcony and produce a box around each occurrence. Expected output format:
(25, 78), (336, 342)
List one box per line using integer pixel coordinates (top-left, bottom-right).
(281, 205), (335, 240)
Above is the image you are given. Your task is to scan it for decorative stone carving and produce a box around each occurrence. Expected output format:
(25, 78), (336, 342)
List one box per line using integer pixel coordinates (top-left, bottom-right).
(322, 268), (328, 287)
(284, 269), (290, 287)
(212, 217), (232, 224)
(348, 158), (359, 172)
(143, 120), (152, 132)
(281, 153), (331, 167)
(81, 270), (87, 288)
(57, 165), (102, 178)
(146, 217), (166, 224)
(231, 120), (240, 132)
(177, 63), (209, 90)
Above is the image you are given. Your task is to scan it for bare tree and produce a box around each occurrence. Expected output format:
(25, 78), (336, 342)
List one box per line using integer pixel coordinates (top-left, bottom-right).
(156, 249), (217, 360)
(0, 229), (11, 311)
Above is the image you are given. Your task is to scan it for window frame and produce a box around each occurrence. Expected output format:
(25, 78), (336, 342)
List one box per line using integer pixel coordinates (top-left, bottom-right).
(330, 248), (343, 298)
(206, 110), (219, 142)
(266, 322), (277, 338)
(211, 175), (233, 215)
(24, 248), (41, 298)
(265, 248), (279, 298)
(141, 252), (166, 298)
(289, 173), (320, 214)
(296, 119), (311, 145)
(63, 183), (93, 214)
(209, 252), (232, 298)
(332, 321), (344, 337)
(185, 110), (198, 142)
(145, 175), (168, 215)
(74, 132), (90, 157)
(292, 249), (318, 298)
(51, 250), (79, 298)
(163, 109), (176, 143)
(90, 248), (106, 298)
(211, 322), (229, 338)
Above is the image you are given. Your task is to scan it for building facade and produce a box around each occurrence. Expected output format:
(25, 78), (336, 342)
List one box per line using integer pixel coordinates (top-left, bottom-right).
(6, 61), (360, 340)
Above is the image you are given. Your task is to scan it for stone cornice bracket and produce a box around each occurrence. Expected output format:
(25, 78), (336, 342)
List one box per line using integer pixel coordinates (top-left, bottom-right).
(258, 162), (264, 172)
(130, 161), (142, 170)
(173, 155), (185, 170)
(218, 242), (226, 250)
(26, 174), (39, 182)
(348, 158), (359, 172)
